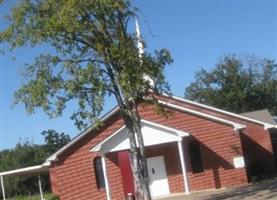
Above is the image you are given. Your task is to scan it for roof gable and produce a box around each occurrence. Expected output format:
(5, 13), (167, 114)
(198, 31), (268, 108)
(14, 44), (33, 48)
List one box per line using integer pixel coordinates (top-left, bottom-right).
(158, 100), (246, 130)
(44, 95), (265, 165)
(169, 95), (276, 129)
(241, 109), (277, 125)
(43, 106), (120, 166)
(91, 119), (190, 154)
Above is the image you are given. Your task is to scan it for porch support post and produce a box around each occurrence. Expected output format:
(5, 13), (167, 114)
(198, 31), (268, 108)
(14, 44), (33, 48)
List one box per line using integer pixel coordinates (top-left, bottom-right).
(38, 175), (44, 200)
(101, 156), (111, 200)
(1, 175), (6, 200)
(177, 140), (190, 194)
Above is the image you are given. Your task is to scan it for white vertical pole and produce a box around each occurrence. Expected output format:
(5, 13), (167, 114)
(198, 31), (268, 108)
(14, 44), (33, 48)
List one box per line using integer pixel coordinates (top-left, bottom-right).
(135, 17), (144, 57)
(1, 176), (6, 200)
(101, 156), (111, 200)
(178, 140), (190, 194)
(38, 175), (44, 200)
(135, 17), (154, 87)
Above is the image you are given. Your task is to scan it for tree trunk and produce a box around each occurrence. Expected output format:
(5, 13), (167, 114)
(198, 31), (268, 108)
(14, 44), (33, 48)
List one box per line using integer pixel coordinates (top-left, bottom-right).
(105, 68), (151, 199)
(122, 110), (151, 200)
(129, 105), (151, 200)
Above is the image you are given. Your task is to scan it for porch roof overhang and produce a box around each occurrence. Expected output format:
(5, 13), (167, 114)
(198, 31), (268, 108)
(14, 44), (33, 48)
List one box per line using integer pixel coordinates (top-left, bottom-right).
(0, 165), (49, 177)
(91, 119), (190, 154)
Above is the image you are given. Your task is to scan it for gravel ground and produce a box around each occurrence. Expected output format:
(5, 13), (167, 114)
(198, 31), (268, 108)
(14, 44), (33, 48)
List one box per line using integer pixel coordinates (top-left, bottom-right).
(159, 179), (277, 200)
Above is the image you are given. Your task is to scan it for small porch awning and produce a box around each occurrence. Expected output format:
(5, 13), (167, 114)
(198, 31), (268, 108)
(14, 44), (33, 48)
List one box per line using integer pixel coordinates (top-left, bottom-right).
(91, 119), (190, 154)
(0, 165), (49, 177)
(0, 165), (49, 200)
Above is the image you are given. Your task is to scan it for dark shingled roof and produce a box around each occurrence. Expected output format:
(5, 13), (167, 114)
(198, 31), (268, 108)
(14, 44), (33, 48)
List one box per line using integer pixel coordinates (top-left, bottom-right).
(241, 109), (277, 125)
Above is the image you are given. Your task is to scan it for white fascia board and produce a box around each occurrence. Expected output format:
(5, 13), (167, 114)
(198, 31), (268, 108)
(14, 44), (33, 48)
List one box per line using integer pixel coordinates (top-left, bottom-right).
(141, 119), (190, 137)
(43, 106), (120, 165)
(265, 124), (277, 130)
(42, 161), (51, 167)
(90, 125), (126, 152)
(0, 165), (48, 177)
(169, 95), (275, 129)
(270, 125), (277, 129)
(91, 119), (190, 153)
(158, 100), (246, 131)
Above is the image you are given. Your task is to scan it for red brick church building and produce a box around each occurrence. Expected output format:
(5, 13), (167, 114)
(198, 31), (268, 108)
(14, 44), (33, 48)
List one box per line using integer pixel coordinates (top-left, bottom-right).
(42, 95), (277, 200)
(1, 95), (276, 200)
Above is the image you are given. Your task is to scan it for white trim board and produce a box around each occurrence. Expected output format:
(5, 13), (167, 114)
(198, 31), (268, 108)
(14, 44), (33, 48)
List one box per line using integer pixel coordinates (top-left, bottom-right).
(0, 165), (48, 177)
(91, 125), (126, 153)
(43, 106), (120, 165)
(91, 119), (190, 153)
(158, 100), (246, 131)
(44, 94), (265, 165)
(169, 95), (275, 129)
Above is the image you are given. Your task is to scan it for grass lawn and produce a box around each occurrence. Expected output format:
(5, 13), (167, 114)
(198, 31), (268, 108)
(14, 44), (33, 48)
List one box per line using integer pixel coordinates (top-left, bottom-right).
(7, 193), (56, 200)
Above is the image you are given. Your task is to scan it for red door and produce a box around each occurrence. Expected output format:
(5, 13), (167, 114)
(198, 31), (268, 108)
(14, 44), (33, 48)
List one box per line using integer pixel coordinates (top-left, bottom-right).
(118, 151), (135, 197)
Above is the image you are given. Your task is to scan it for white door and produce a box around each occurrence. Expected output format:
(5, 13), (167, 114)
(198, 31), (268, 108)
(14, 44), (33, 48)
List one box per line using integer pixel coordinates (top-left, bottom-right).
(147, 156), (170, 198)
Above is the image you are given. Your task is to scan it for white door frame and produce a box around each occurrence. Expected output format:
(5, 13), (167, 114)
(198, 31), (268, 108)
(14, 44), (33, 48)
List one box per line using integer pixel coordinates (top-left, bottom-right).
(147, 155), (170, 198)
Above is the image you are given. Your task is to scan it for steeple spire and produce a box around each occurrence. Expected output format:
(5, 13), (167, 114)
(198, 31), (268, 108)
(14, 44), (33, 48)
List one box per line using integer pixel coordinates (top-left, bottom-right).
(135, 17), (154, 87)
(135, 17), (144, 58)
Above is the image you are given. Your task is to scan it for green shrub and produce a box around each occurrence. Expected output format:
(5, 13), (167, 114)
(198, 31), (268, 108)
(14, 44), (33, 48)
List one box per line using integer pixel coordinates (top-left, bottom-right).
(48, 195), (60, 200)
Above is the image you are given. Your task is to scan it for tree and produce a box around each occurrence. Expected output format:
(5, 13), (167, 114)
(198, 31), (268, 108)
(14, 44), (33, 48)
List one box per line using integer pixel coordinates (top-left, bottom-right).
(0, 141), (44, 197)
(0, 130), (70, 198)
(42, 129), (71, 157)
(0, 1), (172, 199)
(185, 55), (277, 116)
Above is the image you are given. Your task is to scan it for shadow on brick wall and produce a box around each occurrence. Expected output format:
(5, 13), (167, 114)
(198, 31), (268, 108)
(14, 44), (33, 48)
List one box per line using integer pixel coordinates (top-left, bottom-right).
(240, 133), (276, 181)
(182, 136), (238, 190)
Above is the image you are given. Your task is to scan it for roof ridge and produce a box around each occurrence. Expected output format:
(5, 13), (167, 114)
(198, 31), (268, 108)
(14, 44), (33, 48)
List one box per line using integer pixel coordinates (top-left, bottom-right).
(168, 94), (276, 129)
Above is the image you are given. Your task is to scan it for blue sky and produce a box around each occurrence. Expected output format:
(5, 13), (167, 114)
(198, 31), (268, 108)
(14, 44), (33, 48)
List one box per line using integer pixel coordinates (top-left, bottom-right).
(0, 0), (276, 150)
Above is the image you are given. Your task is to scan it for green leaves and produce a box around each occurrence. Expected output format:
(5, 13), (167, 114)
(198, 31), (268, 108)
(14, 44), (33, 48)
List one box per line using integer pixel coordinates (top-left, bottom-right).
(0, 130), (70, 198)
(14, 54), (62, 115)
(1, 0), (172, 130)
(1, 1), (172, 197)
(41, 129), (71, 155)
(185, 55), (277, 116)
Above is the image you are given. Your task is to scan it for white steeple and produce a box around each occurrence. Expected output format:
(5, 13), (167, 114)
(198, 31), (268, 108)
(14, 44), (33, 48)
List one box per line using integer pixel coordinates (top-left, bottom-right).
(135, 17), (154, 87)
(135, 18), (144, 58)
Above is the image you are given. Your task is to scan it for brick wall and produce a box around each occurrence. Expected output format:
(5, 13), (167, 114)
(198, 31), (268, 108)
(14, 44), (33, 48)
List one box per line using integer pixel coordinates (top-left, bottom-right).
(145, 143), (184, 193)
(240, 124), (275, 178)
(139, 103), (248, 192)
(106, 152), (125, 200)
(49, 100), (251, 199)
(157, 96), (276, 179)
(270, 129), (277, 167)
(49, 112), (125, 200)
